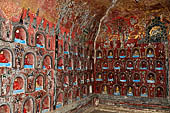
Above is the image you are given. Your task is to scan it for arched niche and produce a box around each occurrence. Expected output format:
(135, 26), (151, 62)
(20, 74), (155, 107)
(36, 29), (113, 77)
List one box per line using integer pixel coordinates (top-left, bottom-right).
(114, 60), (121, 70)
(120, 73), (127, 82)
(76, 60), (81, 70)
(73, 45), (78, 55)
(127, 86), (134, 96)
(22, 97), (35, 113)
(23, 52), (36, 69)
(147, 72), (156, 83)
(102, 85), (108, 94)
(82, 86), (87, 98)
(80, 74), (84, 84)
(76, 88), (81, 100)
(119, 48), (126, 58)
(42, 55), (52, 69)
(133, 73), (141, 83)
(57, 57), (64, 70)
(86, 74), (90, 83)
(96, 73), (103, 82)
(63, 75), (69, 88)
(13, 25), (28, 44)
(140, 86), (148, 97)
(35, 32), (46, 48)
(12, 75), (26, 95)
(27, 74), (35, 92)
(35, 75), (44, 91)
(102, 61), (108, 70)
(113, 85), (121, 96)
(40, 95), (51, 113)
(68, 58), (73, 70)
(126, 60), (134, 70)
(0, 48), (13, 67)
(73, 75), (78, 86)
(155, 86), (164, 98)
(140, 60), (148, 70)
(68, 90), (73, 104)
(108, 72), (114, 82)
(132, 48), (140, 58)
(108, 50), (114, 58)
(146, 47), (155, 58)
(80, 47), (84, 57)
(64, 41), (69, 54)
(56, 92), (63, 109)
(0, 103), (11, 113)
(96, 50), (102, 59)
(155, 60), (163, 70)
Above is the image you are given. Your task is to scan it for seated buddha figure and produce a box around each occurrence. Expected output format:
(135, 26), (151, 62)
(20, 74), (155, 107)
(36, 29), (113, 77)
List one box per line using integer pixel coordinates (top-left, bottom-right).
(13, 78), (22, 90)
(36, 34), (44, 48)
(35, 77), (43, 91)
(0, 51), (8, 63)
(64, 42), (69, 54)
(73, 76), (77, 86)
(102, 85), (107, 94)
(141, 87), (148, 97)
(133, 49), (140, 58)
(147, 48), (154, 57)
(127, 61), (133, 69)
(114, 62), (120, 70)
(58, 58), (63, 69)
(43, 57), (51, 69)
(64, 76), (69, 87)
(13, 78), (24, 94)
(103, 62), (108, 69)
(68, 60), (73, 70)
(114, 86), (120, 96)
(97, 51), (102, 59)
(96, 73), (102, 81)
(108, 73), (114, 82)
(155, 61), (163, 70)
(133, 73), (140, 82)
(127, 87), (133, 96)
(147, 73), (155, 83)
(108, 50), (113, 58)
(120, 73), (126, 82)
(140, 61), (147, 70)
(24, 55), (33, 68)
(156, 87), (163, 97)
(119, 49), (126, 58)
(56, 93), (63, 108)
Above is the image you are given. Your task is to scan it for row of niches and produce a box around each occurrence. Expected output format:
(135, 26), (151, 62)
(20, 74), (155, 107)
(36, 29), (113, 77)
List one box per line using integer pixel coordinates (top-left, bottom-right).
(0, 24), (53, 51)
(96, 46), (165, 59)
(0, 48), (53, 69)
(96, 59), (165, 71)
(0, 85), (93, 113)
(0, 71), (55, 97)
(96, 84), (165, 98)
(57, 57), (93, 71)
(95, 72), (165, 84)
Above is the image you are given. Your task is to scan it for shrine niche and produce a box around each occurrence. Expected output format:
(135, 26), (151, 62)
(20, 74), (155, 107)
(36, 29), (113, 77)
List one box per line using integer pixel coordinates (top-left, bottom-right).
(23, 53), (35, 69)
(68, 90), (73, 104)
(0, 103), (11, 113)
(114, 60), (121, 70)
(126, 60), (134, 70)
(140, 86), (148, 97)
(0, 49), (13, 67)
(133, 73), (141, 83)
(155, 87), (164, 98)
(76, 60), (81, 70)
(35, 75), (44, 91)
(80, 74), (84, 84)
(76, 88), (81, 100)
(102, 61), (108, 70)
(102, 85), (108, 94)
(73, 75), (78, 86)
(132, 48), (140, 58)
(13, 25), (28, 44)
(73, 45), (78, 56)
(108, 50), (113, 58)
(113, 85), (121, 96)
(12, 75), (26, 95)
(41, 95), (51, 113)
(120, 73), (127, 82)
(57, 57), (64, 70)
(42, 55), (52, 69)
(35, 32), (46, 48)
(63, 75), (69, 88)
(107, 72), (114, 82)
(27, 75), (34, 92)
(146, 47), (154, 58)
(96, 73), (103, 81)
(96, 50), (102, 59)
(119, 49), (126, 58)
(147, 73), (156, 83)
(64, 41), (69, 54)
(155, 60), (163, 70)
(82, 86), (87, 98)
(80, 47), (84, 57)
(127, 86), (134, 96)
(140, 60), (148, 70)
(22, 97), (34, 113)
(68, 58), (73, 70)
(56, 92), (63, 109)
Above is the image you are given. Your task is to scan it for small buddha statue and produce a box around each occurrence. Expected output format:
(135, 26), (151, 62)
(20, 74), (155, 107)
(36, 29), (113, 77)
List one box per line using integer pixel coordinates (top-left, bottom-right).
(98, 52), (102, 58)
(149, 75), (154, 81)
(0, 51), (8, 63)
(120, 50), (125, 56)
(37, 35), (43, 46)
(115, 86), (119, 93)
(133, 50), (139, 57)
(141, 61), (147, 68)
(13, 79), (21, 90)
(24, 56), (30, 65)
(128, 87), (132, 94)
(15, 29), (20, 39)
(128, 62), (133, 67)
(157, 61), (161, 67)
(142, 88), (147, 95)
(157, 87), (163, 97)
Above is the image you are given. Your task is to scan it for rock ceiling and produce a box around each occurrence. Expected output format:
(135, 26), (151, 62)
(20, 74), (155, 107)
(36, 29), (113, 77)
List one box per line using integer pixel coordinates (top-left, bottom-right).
(0, 0), (170, 42)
